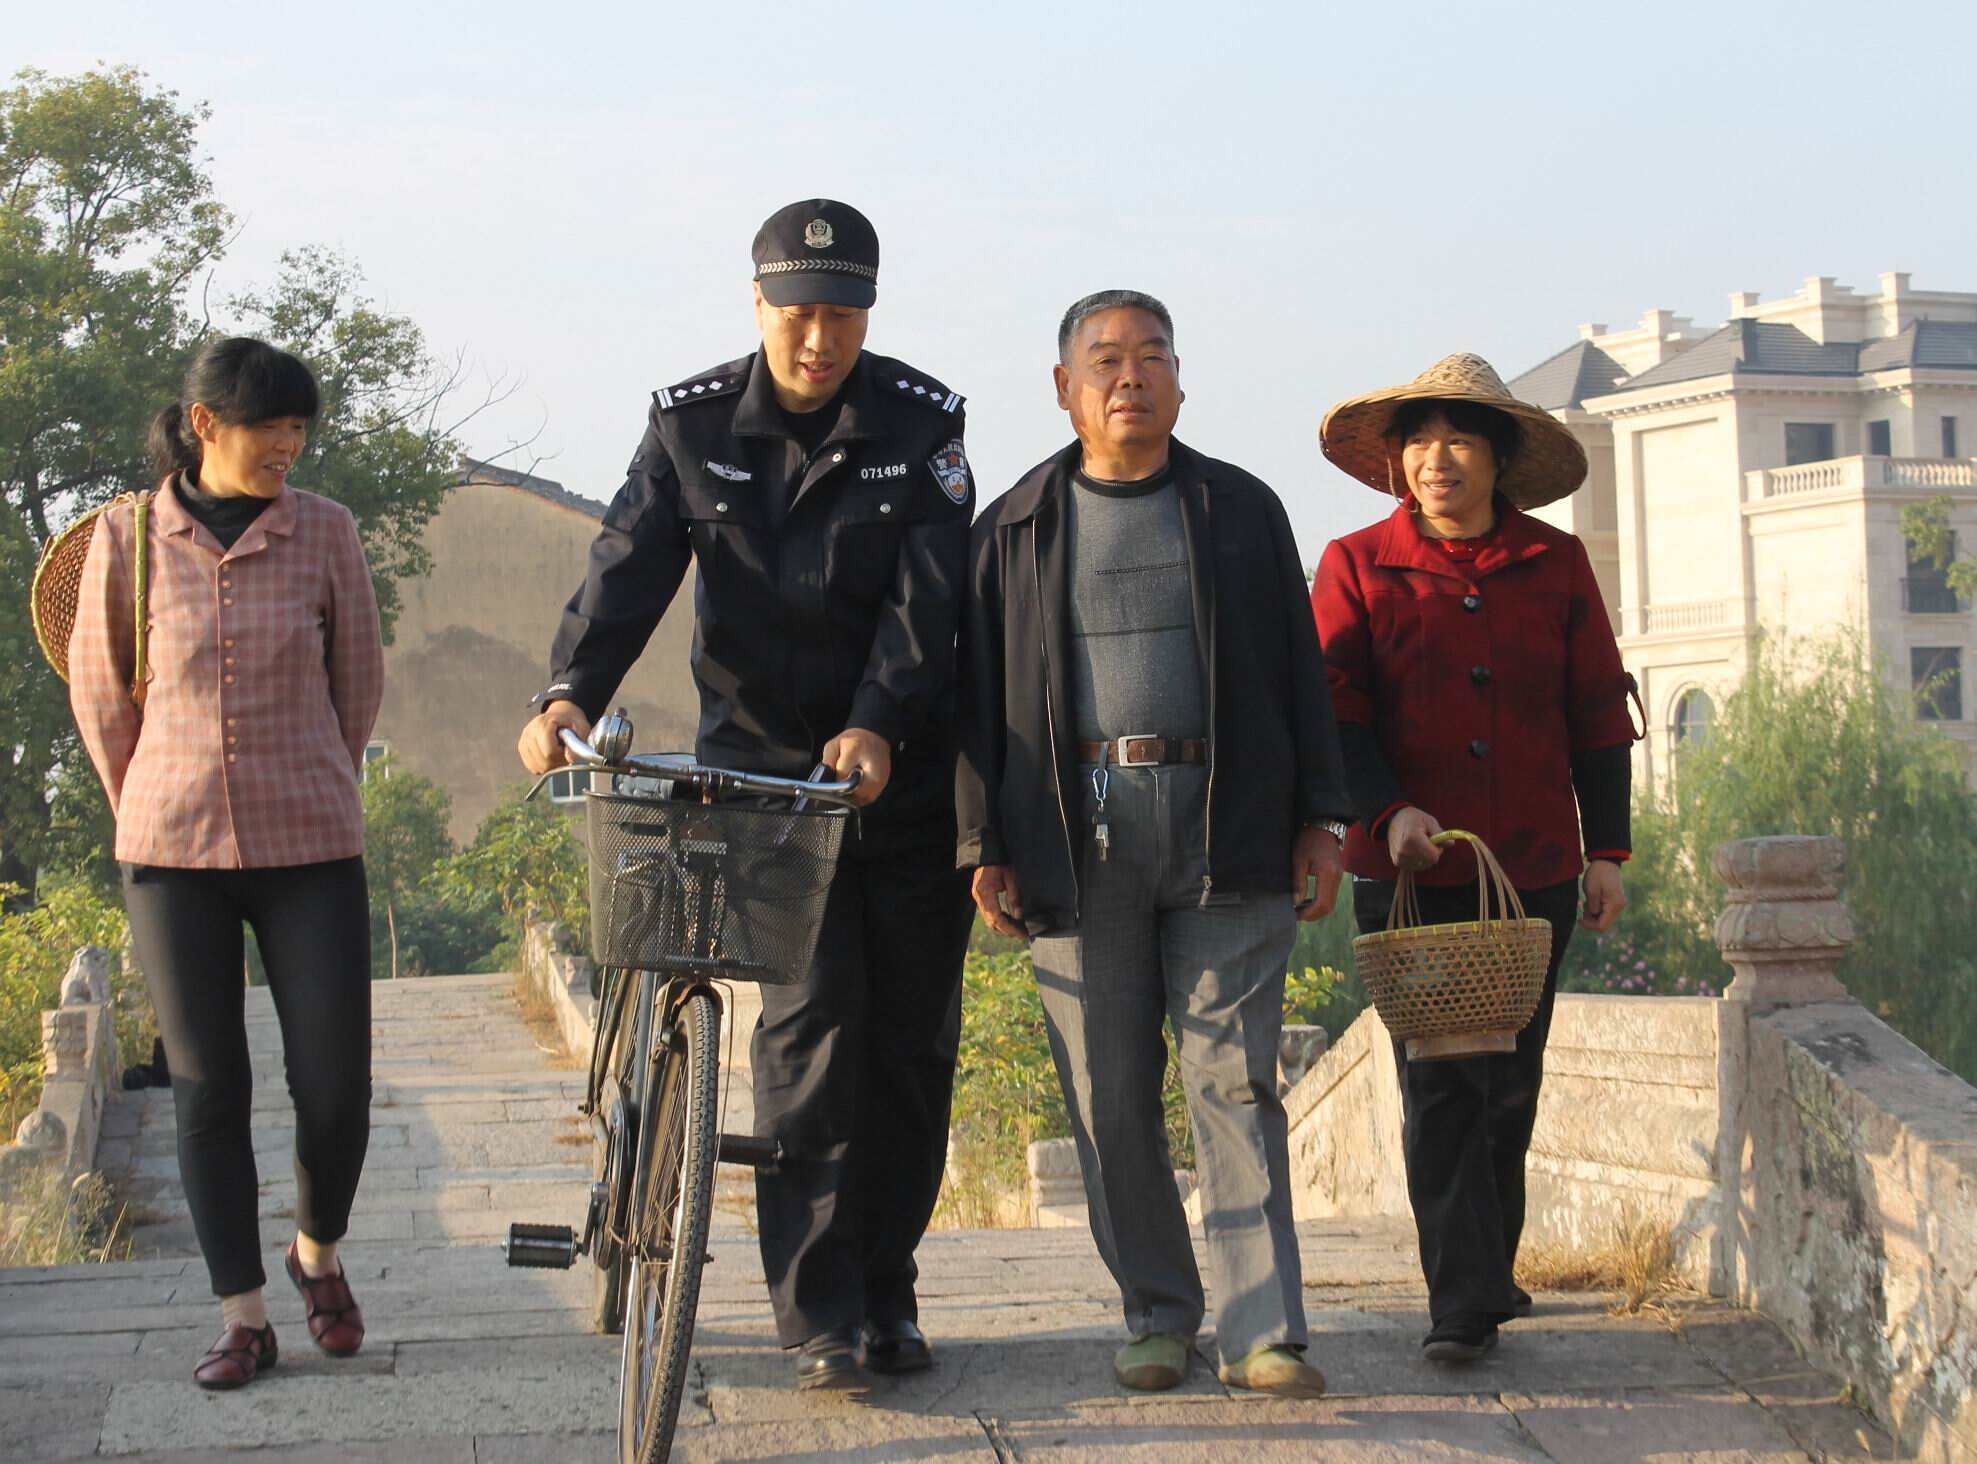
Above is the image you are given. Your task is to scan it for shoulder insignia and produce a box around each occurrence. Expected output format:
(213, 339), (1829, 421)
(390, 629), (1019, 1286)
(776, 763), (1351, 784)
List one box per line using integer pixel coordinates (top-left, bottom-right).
(883, 371), (964, 414)
(654, 368), (747, 411)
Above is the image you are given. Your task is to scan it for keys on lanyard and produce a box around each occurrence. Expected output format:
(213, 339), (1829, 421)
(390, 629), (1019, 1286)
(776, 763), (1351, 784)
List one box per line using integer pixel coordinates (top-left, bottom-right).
(1090, 766), (1112, 863)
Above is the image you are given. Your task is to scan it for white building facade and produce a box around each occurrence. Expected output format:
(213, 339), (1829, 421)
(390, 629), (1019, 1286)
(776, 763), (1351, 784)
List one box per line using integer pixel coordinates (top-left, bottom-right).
(1513, 274), (1977, 782)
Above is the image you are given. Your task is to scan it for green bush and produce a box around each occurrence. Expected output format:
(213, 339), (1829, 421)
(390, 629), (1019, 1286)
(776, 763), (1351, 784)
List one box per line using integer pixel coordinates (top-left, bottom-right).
(368, 888), (507, 978)
(0, 877), (138, 1133)
(1560, 634), (1977, 1080)
(1287, 902), (1369, 1033)
(433, 785), (589, 947)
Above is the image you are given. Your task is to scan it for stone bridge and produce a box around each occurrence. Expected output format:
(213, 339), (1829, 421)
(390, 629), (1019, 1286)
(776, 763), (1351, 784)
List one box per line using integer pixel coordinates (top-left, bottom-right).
(0, 835), (1967, 1460)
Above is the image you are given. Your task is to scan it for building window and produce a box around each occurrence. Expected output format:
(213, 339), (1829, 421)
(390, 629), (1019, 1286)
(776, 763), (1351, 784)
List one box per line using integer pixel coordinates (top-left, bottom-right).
(1905, 532), (1962, 614)
(1671, 689), (1714, 746)
(1866, 420), (1891, 456)
(546, 769), (595, 803)
(1912, 647), (1963, 721)
(362, 740), (391, 781)
(1784, 423), (1836, 466)
(1946, 417), (1961, 459)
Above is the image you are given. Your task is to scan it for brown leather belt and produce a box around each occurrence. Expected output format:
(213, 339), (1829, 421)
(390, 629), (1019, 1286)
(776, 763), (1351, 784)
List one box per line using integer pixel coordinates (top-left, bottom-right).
(1076, 736), (1208, 768)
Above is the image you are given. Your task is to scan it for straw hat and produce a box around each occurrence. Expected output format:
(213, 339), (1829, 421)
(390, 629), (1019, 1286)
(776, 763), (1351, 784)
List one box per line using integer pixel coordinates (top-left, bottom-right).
(1320, 352), (1588, 510)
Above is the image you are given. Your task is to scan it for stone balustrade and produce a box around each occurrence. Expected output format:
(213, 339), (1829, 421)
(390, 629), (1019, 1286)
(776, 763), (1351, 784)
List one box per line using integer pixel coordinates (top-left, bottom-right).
(1284, 834), (1975, 1461)
(1745, 453), (1977, 502)
(0, 946), (122, 1190)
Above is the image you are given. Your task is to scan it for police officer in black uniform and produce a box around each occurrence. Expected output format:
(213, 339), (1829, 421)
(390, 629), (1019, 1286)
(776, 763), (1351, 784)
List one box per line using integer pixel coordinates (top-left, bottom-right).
(519, 200), (975, 1392)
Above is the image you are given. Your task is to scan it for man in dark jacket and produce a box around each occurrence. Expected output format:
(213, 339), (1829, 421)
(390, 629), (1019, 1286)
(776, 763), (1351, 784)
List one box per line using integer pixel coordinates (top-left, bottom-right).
(956, 290), (1353, 1398)
(520, 200), (973, 1392)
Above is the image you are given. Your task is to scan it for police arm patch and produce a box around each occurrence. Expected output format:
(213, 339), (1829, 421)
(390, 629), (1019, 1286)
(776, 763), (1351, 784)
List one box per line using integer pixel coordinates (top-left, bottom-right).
(929, 439), (972, 504)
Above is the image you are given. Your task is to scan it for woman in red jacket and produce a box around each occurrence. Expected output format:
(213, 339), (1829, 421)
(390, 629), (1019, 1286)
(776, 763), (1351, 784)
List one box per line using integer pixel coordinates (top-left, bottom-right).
(1310, 354), (1639, 1364)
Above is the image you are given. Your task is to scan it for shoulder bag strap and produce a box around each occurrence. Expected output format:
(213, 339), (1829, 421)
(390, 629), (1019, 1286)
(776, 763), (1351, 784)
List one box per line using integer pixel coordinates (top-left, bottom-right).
(130, 490), (152, 709)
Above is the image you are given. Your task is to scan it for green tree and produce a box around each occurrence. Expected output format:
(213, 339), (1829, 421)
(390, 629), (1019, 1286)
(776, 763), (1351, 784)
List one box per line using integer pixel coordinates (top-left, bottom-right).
(1901, 495), (1977, 605)
(360, 758), (454, 980)
(2, 67), (484, 893)
(1582, 634), (1977, 1080)
(434, 787), (589, 940)
(1, 66), (225, 896)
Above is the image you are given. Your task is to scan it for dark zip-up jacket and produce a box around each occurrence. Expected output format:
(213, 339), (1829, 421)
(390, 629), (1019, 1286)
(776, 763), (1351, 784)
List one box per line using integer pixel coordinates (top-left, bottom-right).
(542, 348), (973, 837)
(955, 439), (1351, 930)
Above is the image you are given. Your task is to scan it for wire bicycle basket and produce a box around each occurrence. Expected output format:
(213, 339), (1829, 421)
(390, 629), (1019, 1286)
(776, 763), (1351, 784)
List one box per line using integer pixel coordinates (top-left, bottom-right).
(584, 790), (847, 983)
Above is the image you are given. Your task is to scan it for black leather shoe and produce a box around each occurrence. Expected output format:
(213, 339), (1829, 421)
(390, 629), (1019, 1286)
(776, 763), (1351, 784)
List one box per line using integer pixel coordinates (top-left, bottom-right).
(1422, 1313), (1499, 1364)
(1509, 1286), (1534, 1319)
(796, 1326), (870, 1392)
(859, 1318), (933, 1375)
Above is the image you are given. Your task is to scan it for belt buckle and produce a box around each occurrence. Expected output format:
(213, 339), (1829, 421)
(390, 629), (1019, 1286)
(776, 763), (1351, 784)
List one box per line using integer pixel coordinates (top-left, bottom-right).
(1113, 733), (1162, 768)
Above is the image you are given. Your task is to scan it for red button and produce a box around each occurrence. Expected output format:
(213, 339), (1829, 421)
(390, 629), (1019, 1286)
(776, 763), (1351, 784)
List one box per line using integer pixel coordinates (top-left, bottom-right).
(223, 675), (235, 685)
(226, 736), (237, 746)
(222, 598), (234, 607)
(224, 657), (236, 668)
(223, 639), (236, 649)
(227, 754), (238, 765)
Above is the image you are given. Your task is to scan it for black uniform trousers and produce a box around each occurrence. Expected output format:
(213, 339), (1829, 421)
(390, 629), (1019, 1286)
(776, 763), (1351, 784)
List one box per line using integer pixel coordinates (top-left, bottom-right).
(120, 858), (373, 1297)
(751, 817), (973, 1348)
(1351, 876), (1579, 1327)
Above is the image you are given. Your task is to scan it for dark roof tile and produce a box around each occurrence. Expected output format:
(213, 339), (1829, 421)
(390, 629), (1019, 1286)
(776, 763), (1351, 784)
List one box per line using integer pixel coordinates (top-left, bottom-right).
(457, 457), (606, 519)
(1510, 340), (1628, 410)
(1617, 320), (1859, 390)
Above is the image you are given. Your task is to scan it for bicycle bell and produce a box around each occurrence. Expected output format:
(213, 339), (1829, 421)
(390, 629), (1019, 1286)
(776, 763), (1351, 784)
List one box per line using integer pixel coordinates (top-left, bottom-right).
(592, 707), (634, 763)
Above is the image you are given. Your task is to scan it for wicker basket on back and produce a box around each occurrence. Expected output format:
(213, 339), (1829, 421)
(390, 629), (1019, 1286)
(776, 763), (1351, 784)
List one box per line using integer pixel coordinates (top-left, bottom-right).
(30, 491), (153, 706)
(1352, 830), (1551, 1061)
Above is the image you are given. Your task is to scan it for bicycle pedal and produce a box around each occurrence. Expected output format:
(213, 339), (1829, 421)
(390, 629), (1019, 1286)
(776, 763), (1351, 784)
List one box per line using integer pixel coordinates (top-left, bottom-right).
(717, 1133), (781, 1168)
(502, 1222), (579, 1269)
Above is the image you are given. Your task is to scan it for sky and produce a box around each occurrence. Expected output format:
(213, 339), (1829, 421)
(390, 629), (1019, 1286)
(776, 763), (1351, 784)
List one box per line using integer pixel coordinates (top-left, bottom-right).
(12, 0), (1977, 562)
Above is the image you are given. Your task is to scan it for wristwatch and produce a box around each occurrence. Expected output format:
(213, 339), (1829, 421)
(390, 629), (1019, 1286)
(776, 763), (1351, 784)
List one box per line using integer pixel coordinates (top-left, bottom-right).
(1311, 818), (1351, 843)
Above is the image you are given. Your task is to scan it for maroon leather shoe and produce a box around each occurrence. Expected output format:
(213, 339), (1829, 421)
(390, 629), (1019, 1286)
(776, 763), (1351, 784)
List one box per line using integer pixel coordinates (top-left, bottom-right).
(194, 1322), (278, 1390)
(284, 1239), (365, 1356)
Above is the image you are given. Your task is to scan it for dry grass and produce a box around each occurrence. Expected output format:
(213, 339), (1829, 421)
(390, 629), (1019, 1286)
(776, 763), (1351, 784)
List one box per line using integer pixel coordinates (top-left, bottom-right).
(0, 1165), (134, 1268)
(508, 969), (583, 1070)
(929, 1135), (1032, 1230)
(1517, 1209), (1696, 1328)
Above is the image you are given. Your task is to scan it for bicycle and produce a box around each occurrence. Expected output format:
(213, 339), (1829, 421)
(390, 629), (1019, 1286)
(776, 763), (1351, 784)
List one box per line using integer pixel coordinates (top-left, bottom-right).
(502, 710), (861, 1464)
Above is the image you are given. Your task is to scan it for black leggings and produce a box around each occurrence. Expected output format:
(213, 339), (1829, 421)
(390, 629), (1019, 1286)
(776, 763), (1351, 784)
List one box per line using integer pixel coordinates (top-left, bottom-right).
(1352, 875), (1579, 1327)
(121, 858), (372, 1297)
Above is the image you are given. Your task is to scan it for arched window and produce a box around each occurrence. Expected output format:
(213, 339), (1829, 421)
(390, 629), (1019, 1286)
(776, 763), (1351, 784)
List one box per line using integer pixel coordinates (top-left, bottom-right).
(1671, 689), (1714, 746)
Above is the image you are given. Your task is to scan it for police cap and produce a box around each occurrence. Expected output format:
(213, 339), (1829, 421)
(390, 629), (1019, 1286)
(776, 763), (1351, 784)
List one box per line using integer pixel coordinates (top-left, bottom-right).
(752, 199), (879, 309)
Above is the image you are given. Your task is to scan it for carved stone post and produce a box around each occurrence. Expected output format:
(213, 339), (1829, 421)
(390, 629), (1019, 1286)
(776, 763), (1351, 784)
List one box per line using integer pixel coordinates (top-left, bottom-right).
(61, 946), (114, 1006)
(1714, 835), (1855, 1010)
(41, 1007), (93, 1081)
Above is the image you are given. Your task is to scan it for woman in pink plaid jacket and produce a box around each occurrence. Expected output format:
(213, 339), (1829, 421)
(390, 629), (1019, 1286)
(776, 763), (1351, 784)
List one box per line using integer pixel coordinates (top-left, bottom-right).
(69, 338), (384, 1391)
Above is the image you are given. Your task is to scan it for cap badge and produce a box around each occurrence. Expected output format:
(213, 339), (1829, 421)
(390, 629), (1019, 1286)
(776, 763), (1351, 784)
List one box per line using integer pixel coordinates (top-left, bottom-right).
(804, 219), (834, 250)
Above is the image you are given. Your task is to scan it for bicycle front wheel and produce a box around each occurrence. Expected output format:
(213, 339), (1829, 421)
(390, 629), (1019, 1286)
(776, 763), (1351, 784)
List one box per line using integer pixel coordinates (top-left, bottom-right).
(619, 986), (720, 1464)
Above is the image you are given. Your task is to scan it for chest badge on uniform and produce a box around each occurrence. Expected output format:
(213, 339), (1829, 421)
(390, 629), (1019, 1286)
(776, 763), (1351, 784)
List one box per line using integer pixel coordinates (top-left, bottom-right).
(707, 461), (753, 482)
(928, 439), (972, 504)
(804, 219), (833, 250)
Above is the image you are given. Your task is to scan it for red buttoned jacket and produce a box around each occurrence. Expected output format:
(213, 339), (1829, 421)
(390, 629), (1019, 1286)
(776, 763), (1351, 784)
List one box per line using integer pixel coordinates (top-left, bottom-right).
(1310, 500), (1638, 889)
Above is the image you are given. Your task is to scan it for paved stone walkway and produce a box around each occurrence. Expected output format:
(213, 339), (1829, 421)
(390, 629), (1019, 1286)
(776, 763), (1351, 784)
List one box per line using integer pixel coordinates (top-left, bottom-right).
(1, 973), (1894, 1461)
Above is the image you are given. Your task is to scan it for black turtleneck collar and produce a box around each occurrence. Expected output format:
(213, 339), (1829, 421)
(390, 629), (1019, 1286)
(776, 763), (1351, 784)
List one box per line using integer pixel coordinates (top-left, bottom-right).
(173, 471), (273, 550)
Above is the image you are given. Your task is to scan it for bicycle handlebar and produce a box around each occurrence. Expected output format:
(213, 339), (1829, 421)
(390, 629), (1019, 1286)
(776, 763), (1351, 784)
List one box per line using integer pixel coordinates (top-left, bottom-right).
(551, 726), (865, 810)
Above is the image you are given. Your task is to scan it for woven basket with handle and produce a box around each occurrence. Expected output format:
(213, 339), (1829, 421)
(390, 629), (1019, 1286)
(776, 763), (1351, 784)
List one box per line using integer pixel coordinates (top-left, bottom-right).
(1351, 829), (1552, 1061)
(30, 491), (153, 707)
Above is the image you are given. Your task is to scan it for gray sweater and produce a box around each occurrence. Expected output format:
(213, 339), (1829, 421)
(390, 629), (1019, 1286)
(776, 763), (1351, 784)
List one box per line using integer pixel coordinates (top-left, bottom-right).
(1064, 469), (1207, 744)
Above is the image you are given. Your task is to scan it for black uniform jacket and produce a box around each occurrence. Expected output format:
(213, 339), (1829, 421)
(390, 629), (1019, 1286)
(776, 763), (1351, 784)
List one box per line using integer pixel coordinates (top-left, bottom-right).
(544, 348), (973, 837)
(955, 439), (1353, 930)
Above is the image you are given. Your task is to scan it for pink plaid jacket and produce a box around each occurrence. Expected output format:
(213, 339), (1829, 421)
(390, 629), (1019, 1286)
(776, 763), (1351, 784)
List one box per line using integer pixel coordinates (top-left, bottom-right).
(69, 481), (384, 868)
